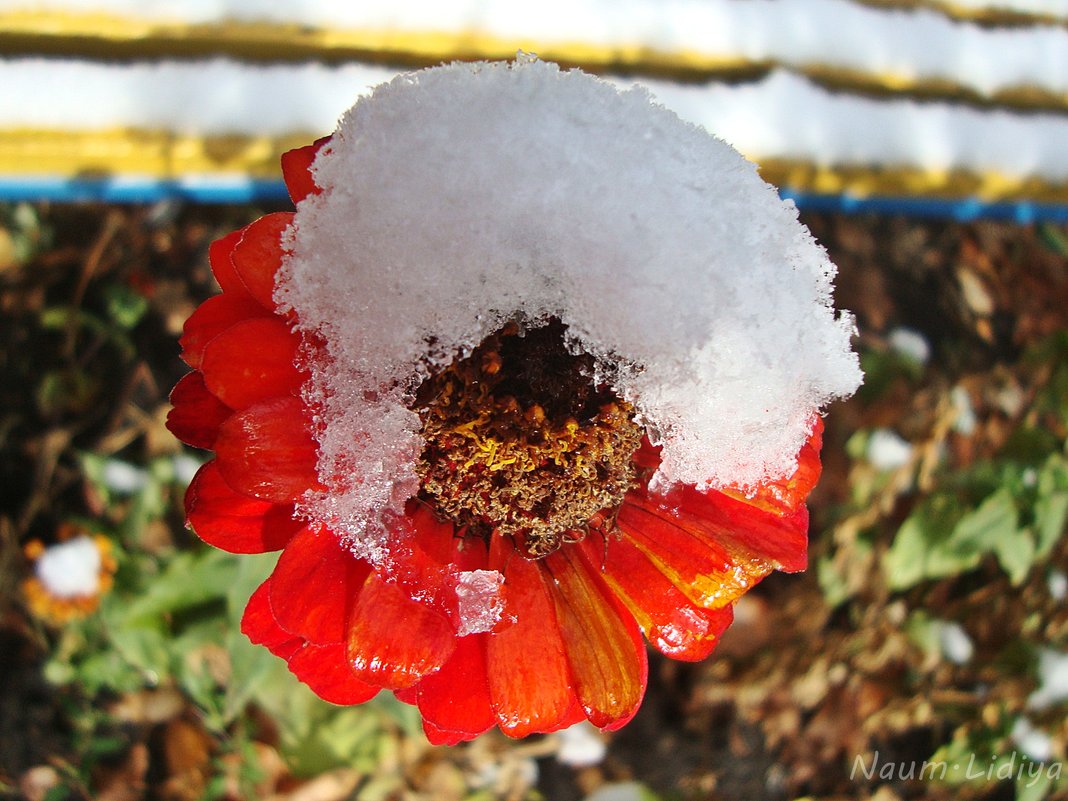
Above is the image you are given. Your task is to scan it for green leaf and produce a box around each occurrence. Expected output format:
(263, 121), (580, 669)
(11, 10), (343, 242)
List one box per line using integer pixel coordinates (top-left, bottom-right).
(885, 489), (1028, 589)
(952, 488), (1019, 552)
(103, 282), (149, 330)
(1035, 456), (1068, 558)
(115, 549), (236, 626)
(108, 626), (172, 679)
(885, 497), (969, 589)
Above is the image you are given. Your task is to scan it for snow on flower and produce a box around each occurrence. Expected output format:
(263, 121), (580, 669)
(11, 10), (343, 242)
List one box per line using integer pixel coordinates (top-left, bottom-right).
(23, 524), (117, 624)
(166, 56), (861, 743)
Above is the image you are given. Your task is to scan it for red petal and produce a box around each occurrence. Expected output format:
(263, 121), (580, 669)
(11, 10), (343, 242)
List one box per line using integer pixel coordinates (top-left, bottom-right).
(167, 371), (231, 449)
(214, 397), (320, 503)
(230, 212), (293, 310)
(415, 634), (494, 739)
(179, 293), (269, 370)
(287, 643), (379, 706)
(347, 571), (456, 690)
(208, 227), (251, 297)
(186, 461), (302, 553)
(241, 580), (302, 659)
(485, 536), (576, 738)
(575, 535), (732, 662)
(200, 317), (307, 410)
(269, 525), (369, 645)
(281, 136), (330, 204)
(422, 720), (480, 746)
(543, 548), (647, 731)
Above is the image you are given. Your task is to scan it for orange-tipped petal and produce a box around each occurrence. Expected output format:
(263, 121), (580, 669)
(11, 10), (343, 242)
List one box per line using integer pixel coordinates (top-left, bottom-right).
(281, 136), (330, 204)
(186, 461), (302, 554)
(675, 486), (809, 573)
(347, 571), (456, 690)
(269, 525), (368, 645)
(167, 371), (232, 449)
(544, 548), (647, 731)
(287, 643), (379, 706)
(415, 634), (494, 739)
(214, 397), (320, 503)
(617, 483), (806, 613)
(722, 417), (825, 518)
(230, 212), (294, 311)
(576, 535), (733, 662)
(485, 537), (576, 738)
(179, 293), (269, 370)
(200, 317), (307, 410)
(241, 580), (302, 659)
(208, 228), (250, 297)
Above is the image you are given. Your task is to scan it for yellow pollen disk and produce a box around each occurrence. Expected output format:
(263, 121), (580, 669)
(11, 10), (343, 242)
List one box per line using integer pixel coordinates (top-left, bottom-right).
(414, 321), (643, 558)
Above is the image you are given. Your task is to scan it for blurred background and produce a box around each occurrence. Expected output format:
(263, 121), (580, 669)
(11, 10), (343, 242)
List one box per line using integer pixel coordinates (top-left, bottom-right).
(1, 2), (1067, 800)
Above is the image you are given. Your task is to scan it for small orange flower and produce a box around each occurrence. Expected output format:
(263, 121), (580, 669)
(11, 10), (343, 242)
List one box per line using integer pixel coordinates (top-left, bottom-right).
(23, 524), (117, 625)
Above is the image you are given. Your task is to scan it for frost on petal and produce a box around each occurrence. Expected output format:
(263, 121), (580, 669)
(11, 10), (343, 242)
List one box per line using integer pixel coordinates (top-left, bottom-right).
(454, 569), (505, 637)
(277, 57), (861, 566)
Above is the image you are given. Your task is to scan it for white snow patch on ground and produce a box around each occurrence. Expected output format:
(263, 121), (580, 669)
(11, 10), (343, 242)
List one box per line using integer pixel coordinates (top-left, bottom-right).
(555, 721), (608, 767)
(1028, 648), (1068, 709)
(867, 429), (914, 470)
(1011, 716), (1054, 762)
(888, 327), (931, 365)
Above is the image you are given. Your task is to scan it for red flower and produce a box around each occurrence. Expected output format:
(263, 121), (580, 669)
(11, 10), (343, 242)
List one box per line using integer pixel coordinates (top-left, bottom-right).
(167, 137), (826, 745)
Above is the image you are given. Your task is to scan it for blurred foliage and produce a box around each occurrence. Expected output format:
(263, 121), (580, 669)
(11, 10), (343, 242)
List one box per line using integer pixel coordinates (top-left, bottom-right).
(3, 205), (1067, 801)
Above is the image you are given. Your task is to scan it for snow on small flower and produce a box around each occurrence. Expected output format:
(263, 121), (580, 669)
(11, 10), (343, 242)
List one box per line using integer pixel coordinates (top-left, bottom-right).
(23, 524), (117, 624)
(166, 57), (861, 743)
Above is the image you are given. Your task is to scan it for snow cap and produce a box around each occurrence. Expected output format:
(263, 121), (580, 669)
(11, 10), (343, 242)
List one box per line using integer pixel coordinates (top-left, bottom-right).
(278, 56), (862, 562)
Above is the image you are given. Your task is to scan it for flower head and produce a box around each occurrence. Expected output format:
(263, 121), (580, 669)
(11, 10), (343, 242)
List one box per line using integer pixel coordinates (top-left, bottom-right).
(167, 57), (860, 743)
(23, 524), (117, 624)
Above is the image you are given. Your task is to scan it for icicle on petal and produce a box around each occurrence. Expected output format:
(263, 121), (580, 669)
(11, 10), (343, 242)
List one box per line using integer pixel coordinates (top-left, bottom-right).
(346, 570), (456, 690)
(200, 317), (307, 410)
(179, 292), (268, 369)
(214, 397), (320, 504)
(286, 643), (379, 705)
(281, 136), (330, 204)
(241, 580), (302, 659)
(575, 535), (732, 662)
(269, 525), (367, 645)
(185, 461), (302, 553)
(166, 371), (232, 449)
(230, 212), (293, 311)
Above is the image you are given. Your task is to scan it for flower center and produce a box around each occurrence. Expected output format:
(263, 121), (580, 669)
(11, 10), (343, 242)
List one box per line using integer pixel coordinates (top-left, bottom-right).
(413, 319), (643, 558)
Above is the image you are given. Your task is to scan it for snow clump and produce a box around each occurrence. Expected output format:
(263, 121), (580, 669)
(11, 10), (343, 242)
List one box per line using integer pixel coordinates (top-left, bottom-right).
(277, 57), (862, 563)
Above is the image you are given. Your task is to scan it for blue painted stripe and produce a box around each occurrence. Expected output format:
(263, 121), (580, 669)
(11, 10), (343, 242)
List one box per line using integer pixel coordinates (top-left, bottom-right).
(0, 176), (291, 204)
(2, 176), (1068, 222)
(779, 189), (1068, 224)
